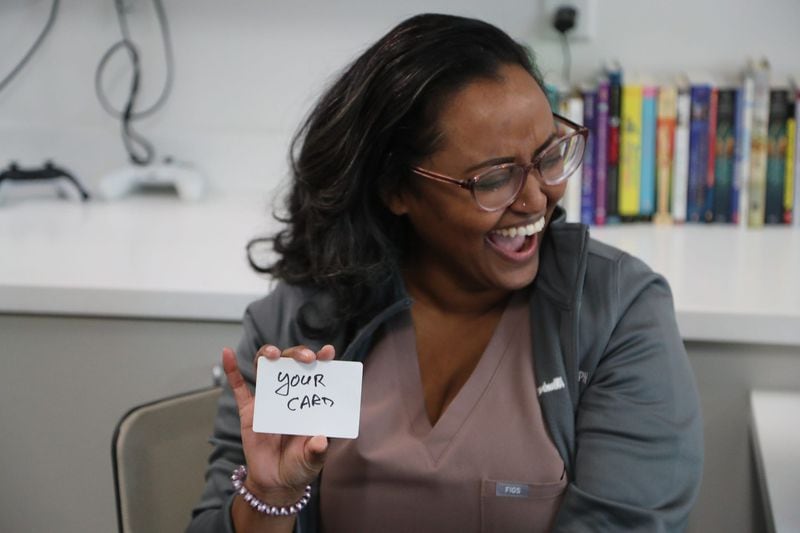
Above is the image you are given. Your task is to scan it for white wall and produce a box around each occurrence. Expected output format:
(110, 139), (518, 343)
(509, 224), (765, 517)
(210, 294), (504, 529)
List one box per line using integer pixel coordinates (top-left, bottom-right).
(2, 0), (798, 197)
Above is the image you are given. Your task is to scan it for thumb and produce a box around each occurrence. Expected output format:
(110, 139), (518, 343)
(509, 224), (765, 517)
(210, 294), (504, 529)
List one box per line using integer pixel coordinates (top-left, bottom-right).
(303, 435), (328, 473)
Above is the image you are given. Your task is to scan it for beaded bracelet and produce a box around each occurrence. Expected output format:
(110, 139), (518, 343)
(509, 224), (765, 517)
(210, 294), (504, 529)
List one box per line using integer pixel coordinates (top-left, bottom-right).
(231, 465), (312, 516)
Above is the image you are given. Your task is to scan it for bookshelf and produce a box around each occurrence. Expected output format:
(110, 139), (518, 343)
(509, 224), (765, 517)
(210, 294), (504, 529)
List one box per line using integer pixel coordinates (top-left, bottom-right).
(557, 62), (800, 231)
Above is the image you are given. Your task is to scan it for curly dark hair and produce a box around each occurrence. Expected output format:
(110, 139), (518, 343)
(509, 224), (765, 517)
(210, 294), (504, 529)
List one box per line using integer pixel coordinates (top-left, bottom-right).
(252, 13), (545, 338)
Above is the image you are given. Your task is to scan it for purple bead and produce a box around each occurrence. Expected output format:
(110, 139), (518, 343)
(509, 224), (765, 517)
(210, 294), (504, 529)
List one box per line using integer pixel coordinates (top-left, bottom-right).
(229, 465), (313, 516)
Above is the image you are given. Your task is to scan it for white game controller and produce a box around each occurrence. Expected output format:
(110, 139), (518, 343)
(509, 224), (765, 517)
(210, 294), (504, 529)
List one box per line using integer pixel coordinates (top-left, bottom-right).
(100, 159), (206, 201)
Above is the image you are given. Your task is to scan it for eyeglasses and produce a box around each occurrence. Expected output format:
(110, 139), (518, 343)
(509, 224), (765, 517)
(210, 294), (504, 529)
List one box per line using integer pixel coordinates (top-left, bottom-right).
(411, 113), (588, 212)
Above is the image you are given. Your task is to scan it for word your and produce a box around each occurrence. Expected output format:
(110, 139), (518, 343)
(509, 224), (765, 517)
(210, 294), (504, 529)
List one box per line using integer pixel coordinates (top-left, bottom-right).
(274, 372), (326, 396)
(274, 371), (335, 412)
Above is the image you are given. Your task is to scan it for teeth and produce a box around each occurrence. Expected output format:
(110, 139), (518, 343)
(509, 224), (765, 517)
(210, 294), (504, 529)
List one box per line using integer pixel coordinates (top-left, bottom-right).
(491, 218), (545, 238)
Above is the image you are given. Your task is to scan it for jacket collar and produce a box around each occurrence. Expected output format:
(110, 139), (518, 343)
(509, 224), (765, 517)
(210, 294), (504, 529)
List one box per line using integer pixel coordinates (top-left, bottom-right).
(533, 205), (590, 310)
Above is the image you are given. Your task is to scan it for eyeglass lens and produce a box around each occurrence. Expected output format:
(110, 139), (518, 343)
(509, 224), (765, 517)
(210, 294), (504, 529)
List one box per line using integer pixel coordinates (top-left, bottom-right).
(473, 134), (586, 210)
(538, 134), (585, 185)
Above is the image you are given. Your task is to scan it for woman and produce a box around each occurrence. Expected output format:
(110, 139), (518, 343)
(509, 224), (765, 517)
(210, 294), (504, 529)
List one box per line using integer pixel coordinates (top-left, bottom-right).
(189, 13), (702, 533)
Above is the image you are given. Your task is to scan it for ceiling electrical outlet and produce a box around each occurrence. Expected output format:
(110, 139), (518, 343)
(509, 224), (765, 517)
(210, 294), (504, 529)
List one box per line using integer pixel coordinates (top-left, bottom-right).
(543, 0), (597, 41)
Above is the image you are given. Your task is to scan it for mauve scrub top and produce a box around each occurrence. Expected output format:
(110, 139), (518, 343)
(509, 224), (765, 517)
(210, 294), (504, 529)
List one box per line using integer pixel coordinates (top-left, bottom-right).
(320, 292), (567, 532)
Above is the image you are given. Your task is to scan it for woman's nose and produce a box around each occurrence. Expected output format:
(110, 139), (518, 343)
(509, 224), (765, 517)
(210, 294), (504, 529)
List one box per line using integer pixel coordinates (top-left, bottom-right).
(510, 169), (548, 212)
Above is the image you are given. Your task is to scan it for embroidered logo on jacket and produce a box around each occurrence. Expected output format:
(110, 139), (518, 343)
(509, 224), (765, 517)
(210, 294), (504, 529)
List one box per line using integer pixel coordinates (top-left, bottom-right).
(537, 376), (566, 396)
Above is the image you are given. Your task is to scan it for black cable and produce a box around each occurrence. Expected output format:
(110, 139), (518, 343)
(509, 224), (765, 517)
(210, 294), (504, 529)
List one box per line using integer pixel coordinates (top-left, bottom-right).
(95, 0), (174, 166)
(96, 0), (174, 119)
(0, 0), (60, 93)
(560, 32), (571, 88)
(119, 40), (154, 165)
(552, 6), (576, 89)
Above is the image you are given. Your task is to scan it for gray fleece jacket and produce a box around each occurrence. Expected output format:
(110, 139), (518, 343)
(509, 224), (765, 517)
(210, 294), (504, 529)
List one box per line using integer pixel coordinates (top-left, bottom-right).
(188, 208), (703, 532)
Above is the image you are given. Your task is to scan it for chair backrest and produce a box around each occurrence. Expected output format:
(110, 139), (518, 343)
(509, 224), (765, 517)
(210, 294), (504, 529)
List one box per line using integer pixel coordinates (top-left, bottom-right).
(112, 387), (222, 533)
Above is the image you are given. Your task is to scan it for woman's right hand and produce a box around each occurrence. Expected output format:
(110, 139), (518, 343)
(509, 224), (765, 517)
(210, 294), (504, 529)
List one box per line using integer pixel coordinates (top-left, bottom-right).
(222, 343), (335, 505)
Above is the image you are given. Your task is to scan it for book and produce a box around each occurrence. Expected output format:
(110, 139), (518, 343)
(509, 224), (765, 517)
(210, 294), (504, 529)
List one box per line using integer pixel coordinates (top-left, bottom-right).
(733, 68), (755, 226)
(619, 82), (643, 216)
(606, 63), (623, 223)
(655, 85), (677, 224)
(747, 59), (770, 228)
(545, 83), (561, 113)
(687, 84), (713, 222)
(562, 92), (583, 223)
(786, 104), (796, 224)
(793, 80), (800, 228)
(581, 86), (597, 226)
(764, 89), (790, 224)
(672, 78), (691, 223)
(713, 88), (738, 223)
(703, 88), (719, 222)
(594, 77), (610, 225)
(640, 84), (658, 217)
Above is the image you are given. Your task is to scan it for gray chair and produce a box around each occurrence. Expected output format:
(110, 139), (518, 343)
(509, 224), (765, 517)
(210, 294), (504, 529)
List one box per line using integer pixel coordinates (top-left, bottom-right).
(112, 386), (223, 533)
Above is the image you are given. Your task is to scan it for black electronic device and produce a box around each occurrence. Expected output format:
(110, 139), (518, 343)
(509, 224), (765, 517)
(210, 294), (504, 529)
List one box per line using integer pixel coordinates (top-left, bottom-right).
(0, 161), (90, 200)
(553, 6), (577, 34)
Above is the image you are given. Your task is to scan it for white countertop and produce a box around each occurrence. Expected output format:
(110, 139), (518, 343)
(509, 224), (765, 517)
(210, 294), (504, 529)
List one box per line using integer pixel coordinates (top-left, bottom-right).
(0, 194), (274, 322)
(2, 195), (799, 344)
(590, 224), (800, 346)
(750, 390), (800, 532)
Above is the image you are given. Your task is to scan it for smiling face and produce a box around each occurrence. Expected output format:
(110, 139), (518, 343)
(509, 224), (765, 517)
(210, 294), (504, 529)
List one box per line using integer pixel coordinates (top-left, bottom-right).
(388, 64), (566, 301)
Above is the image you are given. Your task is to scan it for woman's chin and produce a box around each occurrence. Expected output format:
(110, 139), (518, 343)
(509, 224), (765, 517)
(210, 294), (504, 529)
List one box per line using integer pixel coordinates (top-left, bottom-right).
(488, 258), (540, 292)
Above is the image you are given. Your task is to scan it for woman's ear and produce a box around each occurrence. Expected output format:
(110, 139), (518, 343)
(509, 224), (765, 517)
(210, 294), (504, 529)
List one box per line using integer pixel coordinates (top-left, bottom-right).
(382, 187), (409, 216)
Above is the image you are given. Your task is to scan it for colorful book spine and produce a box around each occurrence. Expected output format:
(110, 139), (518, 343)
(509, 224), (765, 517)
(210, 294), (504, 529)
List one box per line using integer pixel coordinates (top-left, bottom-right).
(713, 89), (738, 223)
(747, 59), (770, 228)
(640, 85), (658, 217)
(765, 89), (789, 224)
(672, 82), (691, 223)
(606, 65), (623, 223)
(581, 88), (597, 225)
(594, 78), (610, 225)
(794, 83), (800, 228)
(655, 85), (677, 224)
(786, 104), (796, 224)
(563, 93), (583, 223)
(619, 83), (643, 216)
(687, 85), (712, 222)
(733, 71), (755, 226)
(703, 88), (718, 222)
(545, 83), (561, 114)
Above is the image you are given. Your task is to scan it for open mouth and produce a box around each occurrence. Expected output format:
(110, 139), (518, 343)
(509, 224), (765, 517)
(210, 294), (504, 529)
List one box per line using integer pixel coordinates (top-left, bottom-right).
(485, 218), (545, 261)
